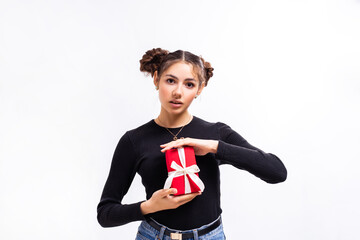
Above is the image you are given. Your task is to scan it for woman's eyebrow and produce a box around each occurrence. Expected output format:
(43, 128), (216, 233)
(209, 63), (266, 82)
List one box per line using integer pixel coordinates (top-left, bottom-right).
(184, 78), (196, 82)
(165, 74), (179, 79)
(165, 74), (195, 81)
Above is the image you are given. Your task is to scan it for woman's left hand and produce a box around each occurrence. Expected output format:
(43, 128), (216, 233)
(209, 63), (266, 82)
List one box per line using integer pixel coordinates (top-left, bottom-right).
(160, 137), (219, 156)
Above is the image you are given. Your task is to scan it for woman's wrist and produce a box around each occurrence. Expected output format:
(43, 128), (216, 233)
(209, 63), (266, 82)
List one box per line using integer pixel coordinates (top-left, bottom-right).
(140, 200), (155, 215)
(210, 140), (219, 153)
(140, 200), (151, 215)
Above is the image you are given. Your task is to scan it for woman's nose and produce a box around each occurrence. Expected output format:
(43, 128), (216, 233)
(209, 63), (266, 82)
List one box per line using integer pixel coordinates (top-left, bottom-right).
(172, 84), (182, 97)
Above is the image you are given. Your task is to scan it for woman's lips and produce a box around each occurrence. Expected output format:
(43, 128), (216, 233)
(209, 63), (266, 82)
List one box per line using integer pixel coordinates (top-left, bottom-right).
(170, 101), (183, 108)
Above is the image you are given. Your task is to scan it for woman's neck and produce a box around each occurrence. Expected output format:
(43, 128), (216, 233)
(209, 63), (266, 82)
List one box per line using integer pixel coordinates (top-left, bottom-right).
(155, 110), (193, 128)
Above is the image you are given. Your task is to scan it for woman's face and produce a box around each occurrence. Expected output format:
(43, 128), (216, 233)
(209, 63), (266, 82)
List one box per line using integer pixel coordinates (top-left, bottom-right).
(154, 61), (204, 116)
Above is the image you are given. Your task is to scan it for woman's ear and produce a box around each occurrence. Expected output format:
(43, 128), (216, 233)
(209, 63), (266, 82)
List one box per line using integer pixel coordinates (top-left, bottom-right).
(196, 81), (205, 97)
(153, 71), (159, 90)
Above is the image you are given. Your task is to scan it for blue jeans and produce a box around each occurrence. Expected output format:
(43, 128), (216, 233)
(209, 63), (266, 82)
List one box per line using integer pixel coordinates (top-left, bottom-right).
(135, 216), (226, 240)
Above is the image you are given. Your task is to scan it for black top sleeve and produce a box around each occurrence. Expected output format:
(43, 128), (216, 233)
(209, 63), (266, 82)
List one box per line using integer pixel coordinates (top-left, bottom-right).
(97, 132), (146, 227)
(215, 122), (287, 183)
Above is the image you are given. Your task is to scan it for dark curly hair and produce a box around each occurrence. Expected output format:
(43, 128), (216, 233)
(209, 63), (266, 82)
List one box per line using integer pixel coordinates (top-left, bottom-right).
(139, 48), (214, 87)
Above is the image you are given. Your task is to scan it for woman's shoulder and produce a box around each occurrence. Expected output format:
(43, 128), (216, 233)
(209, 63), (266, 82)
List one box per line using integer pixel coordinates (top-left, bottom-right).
(193, 116), (242, 139)
(192, 115), (229, 129)
(125, 119), (156, 137)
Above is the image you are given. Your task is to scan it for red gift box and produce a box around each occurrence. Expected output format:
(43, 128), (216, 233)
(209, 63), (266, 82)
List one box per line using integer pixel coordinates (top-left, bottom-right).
(163, 146), (205, 196)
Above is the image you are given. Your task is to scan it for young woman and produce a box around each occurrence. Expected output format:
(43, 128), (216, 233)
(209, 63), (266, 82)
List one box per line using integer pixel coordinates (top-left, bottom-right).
(97, 48), (287, 240)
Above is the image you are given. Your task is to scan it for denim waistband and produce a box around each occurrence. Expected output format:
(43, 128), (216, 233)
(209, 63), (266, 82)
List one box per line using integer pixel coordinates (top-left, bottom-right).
(137, 215), (223, 240)
(148, 215), (222, 233)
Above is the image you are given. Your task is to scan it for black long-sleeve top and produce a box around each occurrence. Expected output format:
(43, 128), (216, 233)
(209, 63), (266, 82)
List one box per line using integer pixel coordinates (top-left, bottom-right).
(97, 116), (287, 230)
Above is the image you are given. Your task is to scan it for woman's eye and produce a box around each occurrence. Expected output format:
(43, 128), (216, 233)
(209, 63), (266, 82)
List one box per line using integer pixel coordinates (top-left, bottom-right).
(186, 83), (195, 88)
(166, 79), (175, 84)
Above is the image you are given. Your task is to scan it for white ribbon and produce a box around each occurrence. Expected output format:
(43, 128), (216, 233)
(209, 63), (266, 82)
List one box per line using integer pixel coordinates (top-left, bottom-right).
(164, 147), (205, 194)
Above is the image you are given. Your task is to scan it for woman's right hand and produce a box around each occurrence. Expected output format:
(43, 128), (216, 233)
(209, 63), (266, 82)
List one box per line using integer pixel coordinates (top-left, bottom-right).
(140, 188), (201, 215)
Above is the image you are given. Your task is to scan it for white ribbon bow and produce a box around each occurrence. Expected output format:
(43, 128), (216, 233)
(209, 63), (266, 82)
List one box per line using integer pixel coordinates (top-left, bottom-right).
(164, 147), (205, 194)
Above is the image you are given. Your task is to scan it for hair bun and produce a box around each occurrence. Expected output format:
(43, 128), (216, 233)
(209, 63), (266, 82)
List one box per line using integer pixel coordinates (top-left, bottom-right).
(139, 48), (169, 77)
(200, 57), (214, 86)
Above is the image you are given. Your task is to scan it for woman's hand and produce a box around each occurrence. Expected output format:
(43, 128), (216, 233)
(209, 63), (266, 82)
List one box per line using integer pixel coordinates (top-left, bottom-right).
(140, 188), (201, 215)
(160, 137), (219, 156)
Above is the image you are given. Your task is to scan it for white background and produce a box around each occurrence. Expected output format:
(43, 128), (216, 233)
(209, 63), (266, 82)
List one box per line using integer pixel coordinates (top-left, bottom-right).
(1, 0), (360, 239)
